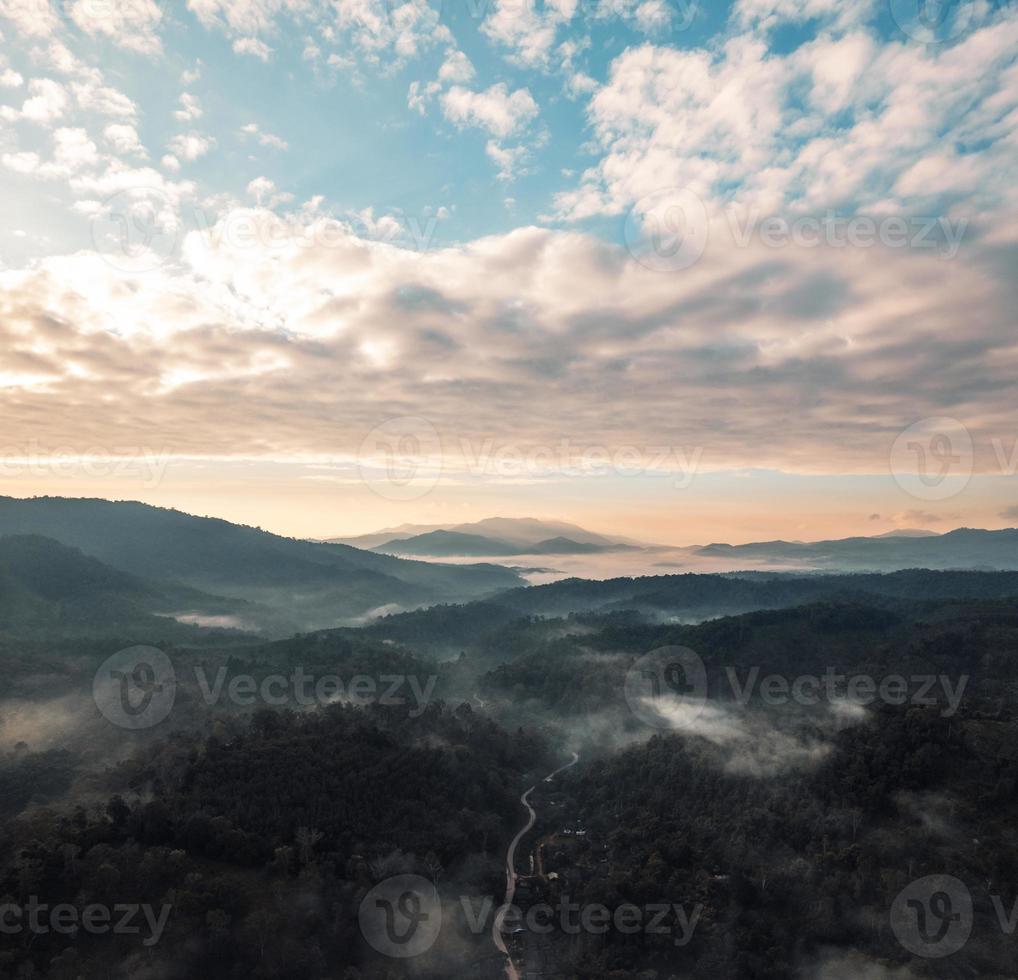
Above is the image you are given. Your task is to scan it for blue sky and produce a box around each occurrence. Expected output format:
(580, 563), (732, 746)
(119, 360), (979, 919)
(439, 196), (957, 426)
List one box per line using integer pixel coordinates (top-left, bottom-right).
(0, 0), (1016, 542)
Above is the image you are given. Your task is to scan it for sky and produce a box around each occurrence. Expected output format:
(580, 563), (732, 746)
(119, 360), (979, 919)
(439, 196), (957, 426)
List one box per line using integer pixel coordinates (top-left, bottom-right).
(0, 0), (1017, 545)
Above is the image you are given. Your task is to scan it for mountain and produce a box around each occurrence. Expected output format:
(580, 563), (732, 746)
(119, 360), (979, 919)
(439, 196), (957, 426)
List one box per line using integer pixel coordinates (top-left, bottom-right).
(356, 567), (1018, 659)
(331, 516), (640, 551)
(871, 528), (939, 538)
(0, 497), (522, 634)
(370, 529), (636, 557)
(0, 534), (252, 640)
(527, 536), (628, 554)
(695, 526), (1018, 571)
(371, 529), (522, 557)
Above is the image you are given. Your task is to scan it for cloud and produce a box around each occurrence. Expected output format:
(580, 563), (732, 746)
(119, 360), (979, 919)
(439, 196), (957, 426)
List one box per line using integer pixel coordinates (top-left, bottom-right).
(891, 510), (957, 526)
(640, 696), (859, 776)
(481, 0), (577, 69)
(240, 122), (288, 150)
(104, 122), (146, 157)
(0, 0), (59, 36)
(233, 36), (273, 60)
(0, 77), (68, 123)
(0, 67), (23, 87)
(167, 132), (214, 161)
(441, 83), (538, 138)
(0, 198), (1014, 476)
(485, 140), (529, 182)
(173, 92), (203, 121)
(71, 76), (138, 118)
(66, 0), (163, 54)
(187, 0), (452, 68)
(246, 175), (292, 206)
(1000, 506), (1018, 521)
(555, 13), (1018, 222)
(438, 50), (474, 84)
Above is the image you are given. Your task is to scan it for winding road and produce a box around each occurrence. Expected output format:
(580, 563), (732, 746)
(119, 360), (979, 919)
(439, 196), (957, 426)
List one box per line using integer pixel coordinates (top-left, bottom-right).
(493, 751), (580, 980)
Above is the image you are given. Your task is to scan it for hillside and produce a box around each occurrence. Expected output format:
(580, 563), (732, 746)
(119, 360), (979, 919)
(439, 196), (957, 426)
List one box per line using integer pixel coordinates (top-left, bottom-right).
(0, 497), (522, 633)
(0, 534), (252, 641)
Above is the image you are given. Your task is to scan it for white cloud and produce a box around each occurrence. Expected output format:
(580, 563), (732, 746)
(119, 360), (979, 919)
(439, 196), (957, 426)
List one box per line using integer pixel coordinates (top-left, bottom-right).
(168, 132), (214, 161)
(67, 0), (163, 54)
(240, 122), (288, 150)
(233, 36), (273, 60)
(0, 67), (23, 87)
(441, 83), (539, 138)
(71, 77), (138, 118)
(733, 0), (875, 33)
(51, 126), (99, 173)
(485, 140), (528, 182)
(556, 15), (1018, 221)
(161, 153), (181, 172)
(0, 206), (1014, 474)
(0, 0), (58, 36)
(438, 50), (475, 84)
(482, 0), (577, 68)
(1, 150), (40, 173)
(188, 0), (452, 69)
(246, 176), (294, 207)
(104, 122), (147, 157)
(2, 127), (100, 179)
(173, 92), (203, 121)
(0, 77), (68, 123)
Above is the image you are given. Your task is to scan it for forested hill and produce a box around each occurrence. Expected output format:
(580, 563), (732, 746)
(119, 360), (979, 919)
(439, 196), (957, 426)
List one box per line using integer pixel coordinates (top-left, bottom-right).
(0, 497), (522, 632)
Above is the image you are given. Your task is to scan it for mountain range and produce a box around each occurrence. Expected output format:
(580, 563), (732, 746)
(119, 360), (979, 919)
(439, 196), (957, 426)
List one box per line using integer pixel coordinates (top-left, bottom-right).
(0, 497), (521, 634)
(694, 526), (1018, 571)
(328, 517), (638, 554)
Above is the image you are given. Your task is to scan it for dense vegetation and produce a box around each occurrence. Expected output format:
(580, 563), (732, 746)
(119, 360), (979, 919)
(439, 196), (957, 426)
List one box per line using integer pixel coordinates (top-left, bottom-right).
(3, 527), (1018, 979)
